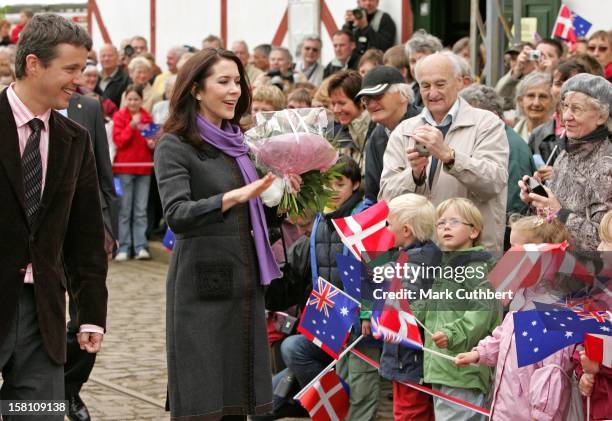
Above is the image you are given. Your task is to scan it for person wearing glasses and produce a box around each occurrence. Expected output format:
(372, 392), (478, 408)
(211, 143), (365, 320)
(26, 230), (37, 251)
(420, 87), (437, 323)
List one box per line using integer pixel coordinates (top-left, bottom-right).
(294, 35), (324, 86)
(379, 53), (509, 253)
(586, 30), (612, 81)
(519, 73), (612, 251)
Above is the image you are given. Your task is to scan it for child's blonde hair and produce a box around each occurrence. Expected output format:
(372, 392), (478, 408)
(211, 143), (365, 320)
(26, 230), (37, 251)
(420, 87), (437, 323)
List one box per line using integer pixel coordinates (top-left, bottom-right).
(599, 210), (612, 242)
(436, 198), (484, 245)
(510, 215), (570, 244)
(388, 194), (436, 241)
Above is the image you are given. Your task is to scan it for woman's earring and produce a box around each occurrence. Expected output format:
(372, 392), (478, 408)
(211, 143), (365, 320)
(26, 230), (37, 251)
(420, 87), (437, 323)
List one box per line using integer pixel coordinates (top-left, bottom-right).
(196, 96), (202, 101)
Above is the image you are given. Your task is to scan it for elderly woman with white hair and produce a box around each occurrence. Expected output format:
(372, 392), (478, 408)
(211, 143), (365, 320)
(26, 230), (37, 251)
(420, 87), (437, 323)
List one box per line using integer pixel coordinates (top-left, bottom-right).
(120, 55), (163, 112)
(513, 71), (554, 142)
(519, 73), (612, 251)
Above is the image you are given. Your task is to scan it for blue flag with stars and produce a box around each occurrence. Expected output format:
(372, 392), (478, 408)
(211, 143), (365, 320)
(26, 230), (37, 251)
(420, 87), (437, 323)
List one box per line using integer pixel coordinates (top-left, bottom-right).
(163, 227), (175, 251)
(297, 277), (360, 359)
(534, 302), (612, 337)
(572, 14), (592, 38)
(336, 253), (365, 302)
(513, 310), (581, 367)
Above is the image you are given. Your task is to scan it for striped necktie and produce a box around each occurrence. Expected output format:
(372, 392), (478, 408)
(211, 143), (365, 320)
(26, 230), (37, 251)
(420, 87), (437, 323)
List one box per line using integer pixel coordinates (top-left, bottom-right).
(22, 118), (44, 225)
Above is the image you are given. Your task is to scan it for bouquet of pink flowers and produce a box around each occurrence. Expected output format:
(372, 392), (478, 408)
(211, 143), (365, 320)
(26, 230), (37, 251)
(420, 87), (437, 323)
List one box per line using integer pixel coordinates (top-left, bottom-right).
(246, 108), (339, 217)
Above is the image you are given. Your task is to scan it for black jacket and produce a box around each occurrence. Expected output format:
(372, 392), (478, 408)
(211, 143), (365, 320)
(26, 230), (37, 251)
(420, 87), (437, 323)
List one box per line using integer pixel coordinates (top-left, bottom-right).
(343, 10), (397, 54)
(528, 119), (565, 166)
(265, 191), (364, 313)
(95, 66), (129, 109)
(364, 103), (422, 202)
(379, 241), (442, 383)
(323, 53), (361, 79)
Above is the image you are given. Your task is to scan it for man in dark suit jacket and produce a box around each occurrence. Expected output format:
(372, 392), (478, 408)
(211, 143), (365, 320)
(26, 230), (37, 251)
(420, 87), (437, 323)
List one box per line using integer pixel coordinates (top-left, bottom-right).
(95, 43), (129, 109)
(64, 92), (116, 421)
(0, 14), (107, 417)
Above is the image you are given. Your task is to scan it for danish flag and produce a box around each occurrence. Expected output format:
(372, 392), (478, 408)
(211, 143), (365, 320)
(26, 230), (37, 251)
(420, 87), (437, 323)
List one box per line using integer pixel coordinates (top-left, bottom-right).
(552, 5), (576, 42)
(332, 201), (395, 262)
(370, 252), (423, 350)
(585, 334), (612, 369)
(297, 370), (350, 421)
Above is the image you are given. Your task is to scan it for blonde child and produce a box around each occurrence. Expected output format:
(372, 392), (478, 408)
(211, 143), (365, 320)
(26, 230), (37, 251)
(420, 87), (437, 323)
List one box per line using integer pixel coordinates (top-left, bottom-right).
(455, 214), (576, 420)
(414, 198), (502, 421)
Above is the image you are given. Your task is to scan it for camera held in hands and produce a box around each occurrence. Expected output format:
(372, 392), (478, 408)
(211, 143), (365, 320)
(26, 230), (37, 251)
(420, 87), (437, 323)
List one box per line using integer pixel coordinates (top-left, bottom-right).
(123, 44), (135, 59)
(528, 50), (541, 61)
(526, 176), (548, 197)
(352, 8), (364, 20)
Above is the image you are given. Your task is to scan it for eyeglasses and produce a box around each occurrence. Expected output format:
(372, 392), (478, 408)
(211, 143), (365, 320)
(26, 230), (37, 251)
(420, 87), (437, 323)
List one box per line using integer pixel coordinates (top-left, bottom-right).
(360, 93), (385, 106)
(435, 218), (474, 229)
(560, 102), (593, 117)
(303, 46), (320, 53)
(587, 45), (608, 53)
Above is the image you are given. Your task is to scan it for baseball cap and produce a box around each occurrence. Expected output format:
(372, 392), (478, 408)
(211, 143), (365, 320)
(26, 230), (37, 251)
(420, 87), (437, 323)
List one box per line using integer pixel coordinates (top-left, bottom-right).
(355, 66), (405, 99)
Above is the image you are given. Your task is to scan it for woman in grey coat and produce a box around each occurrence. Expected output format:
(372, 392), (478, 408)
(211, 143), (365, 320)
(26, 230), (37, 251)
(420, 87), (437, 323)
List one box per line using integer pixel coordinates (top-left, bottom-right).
(154, 49), (282, 420)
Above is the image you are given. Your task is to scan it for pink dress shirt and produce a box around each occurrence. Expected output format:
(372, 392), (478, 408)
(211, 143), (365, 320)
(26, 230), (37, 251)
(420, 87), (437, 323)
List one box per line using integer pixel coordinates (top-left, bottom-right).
(7, 84), (104, 336)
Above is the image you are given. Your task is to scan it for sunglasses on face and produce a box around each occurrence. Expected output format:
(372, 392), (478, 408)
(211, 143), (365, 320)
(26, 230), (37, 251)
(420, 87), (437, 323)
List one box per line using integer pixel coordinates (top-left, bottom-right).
(303, 46), (320, 53)
(587, 45), (608, 53)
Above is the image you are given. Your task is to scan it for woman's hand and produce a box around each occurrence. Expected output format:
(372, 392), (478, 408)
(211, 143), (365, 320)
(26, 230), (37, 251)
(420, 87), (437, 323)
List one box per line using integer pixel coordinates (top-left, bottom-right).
(146, 138), (157, 150)
(455, 350), (479, 367)
(286, 174), (303, 193)
(518, 176), (561, 212)
(222, 173), (275, 212)
(535, 166), (553, 182)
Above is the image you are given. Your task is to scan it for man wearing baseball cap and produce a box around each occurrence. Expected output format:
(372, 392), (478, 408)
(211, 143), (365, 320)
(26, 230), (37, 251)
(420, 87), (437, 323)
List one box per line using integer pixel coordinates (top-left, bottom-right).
(356, 66), (421, 202)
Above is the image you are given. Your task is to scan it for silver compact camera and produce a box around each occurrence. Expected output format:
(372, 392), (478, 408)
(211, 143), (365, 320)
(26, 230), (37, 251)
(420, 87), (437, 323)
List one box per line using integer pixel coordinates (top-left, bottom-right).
(528, 50), (541, 61)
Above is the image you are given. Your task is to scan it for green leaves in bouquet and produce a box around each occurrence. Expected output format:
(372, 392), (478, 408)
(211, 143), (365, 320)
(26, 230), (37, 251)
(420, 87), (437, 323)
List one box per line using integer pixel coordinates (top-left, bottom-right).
(278, 163), (343, 219)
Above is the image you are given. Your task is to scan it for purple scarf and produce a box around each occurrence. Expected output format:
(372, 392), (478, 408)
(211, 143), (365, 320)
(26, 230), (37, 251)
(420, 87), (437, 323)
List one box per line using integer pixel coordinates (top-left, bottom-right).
(197, 114), (281, 285)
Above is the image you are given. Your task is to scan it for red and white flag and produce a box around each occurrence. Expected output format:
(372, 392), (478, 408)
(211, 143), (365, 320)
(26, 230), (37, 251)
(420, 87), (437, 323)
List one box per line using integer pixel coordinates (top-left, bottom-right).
(371, 252), (423, 349)
(297, 370), (349, 421)
(332, 201), (395, 262)
(488, 243), (566, 304)
(552, 5), (576, 42)
(584, 333), (612, 368)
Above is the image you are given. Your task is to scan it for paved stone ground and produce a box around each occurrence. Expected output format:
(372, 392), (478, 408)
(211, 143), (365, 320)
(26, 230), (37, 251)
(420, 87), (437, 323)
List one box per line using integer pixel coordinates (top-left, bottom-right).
(79, 242), (392, 421)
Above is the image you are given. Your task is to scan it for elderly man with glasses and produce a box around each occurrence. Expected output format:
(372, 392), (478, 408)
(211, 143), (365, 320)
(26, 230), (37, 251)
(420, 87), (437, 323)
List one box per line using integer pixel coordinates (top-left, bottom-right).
(294, 35), (324, 86)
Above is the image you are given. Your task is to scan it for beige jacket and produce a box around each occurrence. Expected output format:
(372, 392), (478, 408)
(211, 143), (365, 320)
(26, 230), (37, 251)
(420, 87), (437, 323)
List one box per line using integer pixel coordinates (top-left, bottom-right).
(379, 97), (509, 252)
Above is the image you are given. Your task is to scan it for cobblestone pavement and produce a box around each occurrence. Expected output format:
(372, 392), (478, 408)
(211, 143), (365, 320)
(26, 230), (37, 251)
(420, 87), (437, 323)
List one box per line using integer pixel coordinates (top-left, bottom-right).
(79, 242), (392, 421)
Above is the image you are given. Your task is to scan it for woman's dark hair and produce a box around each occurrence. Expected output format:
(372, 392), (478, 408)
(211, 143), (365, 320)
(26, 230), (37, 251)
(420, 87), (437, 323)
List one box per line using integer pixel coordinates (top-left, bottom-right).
(327, 69), (362, 107)
(163, 48), (251, 146)
(336, 154), (361, 184)
(553, 59), (588, 83)
(124, 84), (144, 99)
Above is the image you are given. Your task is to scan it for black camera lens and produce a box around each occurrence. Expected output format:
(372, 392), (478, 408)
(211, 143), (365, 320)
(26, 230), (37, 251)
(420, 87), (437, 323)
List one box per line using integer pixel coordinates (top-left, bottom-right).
(352, 8), (363, 19)
(124, 45), (135, 57)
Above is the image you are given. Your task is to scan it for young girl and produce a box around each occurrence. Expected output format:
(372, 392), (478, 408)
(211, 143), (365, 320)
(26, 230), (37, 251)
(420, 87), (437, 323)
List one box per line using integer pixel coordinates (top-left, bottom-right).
(380, 193), (441, 421)
(455, 214), (575, 420)
(415, 197), (502, 421)
(113, 84), (154, 261)
(574, 209), (612, 420)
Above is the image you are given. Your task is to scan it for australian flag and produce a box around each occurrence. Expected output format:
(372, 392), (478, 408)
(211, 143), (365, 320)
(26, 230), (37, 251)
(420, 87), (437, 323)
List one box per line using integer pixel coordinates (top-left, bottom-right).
(139, 123), (161, 139)
(513, 310), (582, 367)
(534, 301), (612, 337)
(297, 277), (360, 359)
(336, 253), (366, 302)
(572, 14), (592, 38)
(162, 227), (176, 251)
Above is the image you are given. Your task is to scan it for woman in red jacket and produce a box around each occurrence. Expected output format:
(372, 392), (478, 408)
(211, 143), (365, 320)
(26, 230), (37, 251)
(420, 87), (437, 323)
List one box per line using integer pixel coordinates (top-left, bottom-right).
(113, 84), (155, 261)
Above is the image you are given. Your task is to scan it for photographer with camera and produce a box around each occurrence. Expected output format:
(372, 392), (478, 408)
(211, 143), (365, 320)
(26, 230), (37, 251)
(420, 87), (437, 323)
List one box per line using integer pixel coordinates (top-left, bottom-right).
(254, 46), (295, 91)
(343, 0), (396, 55)
(496, 39), (564, 112)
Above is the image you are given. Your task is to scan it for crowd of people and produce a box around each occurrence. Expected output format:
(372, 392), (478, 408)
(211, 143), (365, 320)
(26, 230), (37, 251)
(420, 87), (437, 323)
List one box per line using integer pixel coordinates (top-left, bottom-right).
(0, 2), (611, 421)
